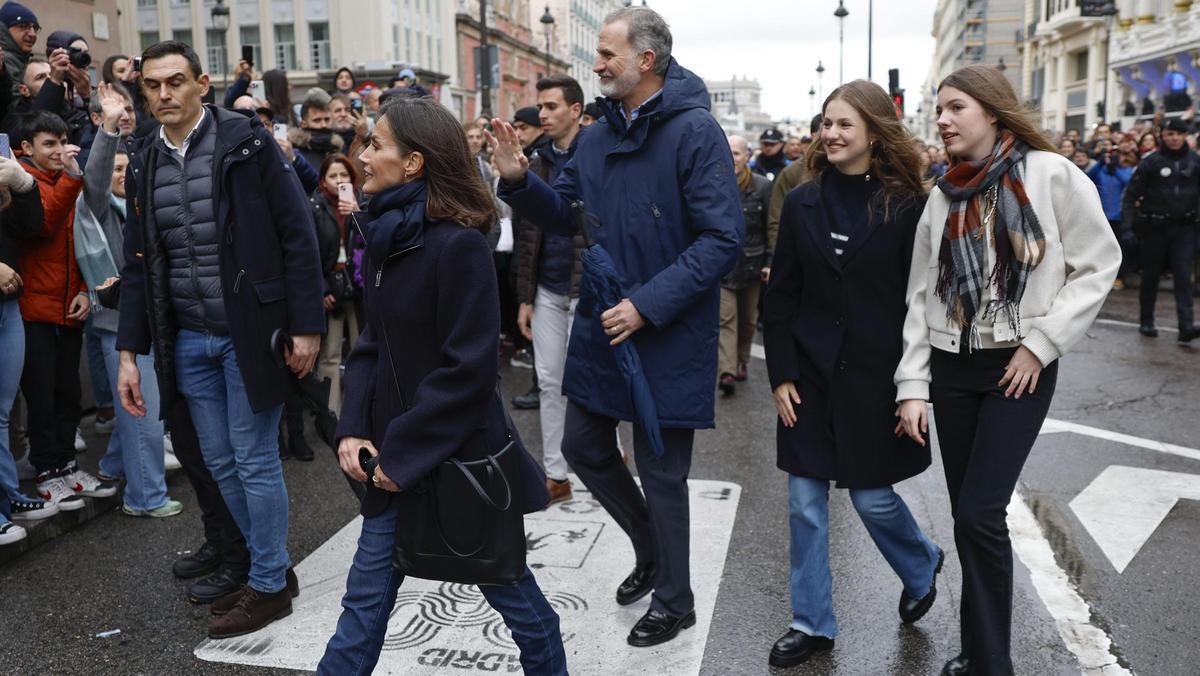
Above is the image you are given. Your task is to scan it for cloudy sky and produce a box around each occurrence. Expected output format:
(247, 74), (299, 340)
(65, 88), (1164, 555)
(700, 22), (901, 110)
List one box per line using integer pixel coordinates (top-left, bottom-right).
(644, 0), (939, 122)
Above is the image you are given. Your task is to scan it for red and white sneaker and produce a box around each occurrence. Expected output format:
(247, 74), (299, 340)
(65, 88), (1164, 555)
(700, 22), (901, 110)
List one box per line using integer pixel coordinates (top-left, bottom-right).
(35, 472), (85, 511)
(62, 461), (118, 498)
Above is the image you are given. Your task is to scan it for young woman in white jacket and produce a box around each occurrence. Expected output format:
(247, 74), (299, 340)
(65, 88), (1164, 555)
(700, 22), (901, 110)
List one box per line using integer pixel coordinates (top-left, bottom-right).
(894, 65), (1121, 676)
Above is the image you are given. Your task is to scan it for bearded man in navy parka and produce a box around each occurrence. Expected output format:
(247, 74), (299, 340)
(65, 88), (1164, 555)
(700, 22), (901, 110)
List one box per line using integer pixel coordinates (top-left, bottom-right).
(489, 6), (742, 648)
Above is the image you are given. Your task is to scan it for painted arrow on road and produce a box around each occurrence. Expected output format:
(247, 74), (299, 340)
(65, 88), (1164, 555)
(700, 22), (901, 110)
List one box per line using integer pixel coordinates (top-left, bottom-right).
(1070, 465), (1200, 574)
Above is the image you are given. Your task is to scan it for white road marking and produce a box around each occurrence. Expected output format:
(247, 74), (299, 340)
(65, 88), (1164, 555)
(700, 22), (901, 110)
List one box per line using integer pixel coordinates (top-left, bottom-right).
(1070, 465), (1200, 574)
(1040, 418), (1200, 463)
(1008, 494), (1134, 676)
(195, 477), (741, 675)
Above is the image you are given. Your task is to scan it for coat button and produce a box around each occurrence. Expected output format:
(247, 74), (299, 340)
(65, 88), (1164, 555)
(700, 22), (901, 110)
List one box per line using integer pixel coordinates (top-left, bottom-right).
(254, 139), (262, 146)
(242, 148), (250, 155)
(835, 317), (843, 326)
(838, 360), (847, 370)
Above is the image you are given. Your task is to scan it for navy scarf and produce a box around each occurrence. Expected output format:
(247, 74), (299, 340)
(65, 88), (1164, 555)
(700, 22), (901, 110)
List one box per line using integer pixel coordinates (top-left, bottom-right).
(365, 179), (429, 265)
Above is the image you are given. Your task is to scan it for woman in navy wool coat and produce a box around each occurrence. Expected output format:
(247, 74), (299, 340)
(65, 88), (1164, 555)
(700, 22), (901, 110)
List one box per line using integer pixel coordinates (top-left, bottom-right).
(762, 80), (943, 669)
(317, 97), (566, 676)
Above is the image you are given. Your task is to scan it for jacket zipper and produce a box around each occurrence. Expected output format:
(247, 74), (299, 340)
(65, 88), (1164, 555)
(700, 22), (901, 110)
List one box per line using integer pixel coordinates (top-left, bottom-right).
(233, 268), (245, 293)
(375, 244), (422, 288)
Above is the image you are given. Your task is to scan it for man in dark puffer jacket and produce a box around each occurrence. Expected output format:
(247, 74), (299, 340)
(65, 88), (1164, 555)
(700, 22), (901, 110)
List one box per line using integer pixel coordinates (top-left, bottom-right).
(116, 41), (324, 640)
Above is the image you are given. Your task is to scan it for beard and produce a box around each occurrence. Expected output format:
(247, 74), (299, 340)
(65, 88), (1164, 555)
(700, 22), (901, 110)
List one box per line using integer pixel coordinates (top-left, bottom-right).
(599, 67), (639, 99)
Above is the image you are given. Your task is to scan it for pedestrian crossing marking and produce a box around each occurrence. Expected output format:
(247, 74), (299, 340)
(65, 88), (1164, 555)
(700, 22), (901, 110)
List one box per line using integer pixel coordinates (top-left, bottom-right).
(194, 477), (741, 675)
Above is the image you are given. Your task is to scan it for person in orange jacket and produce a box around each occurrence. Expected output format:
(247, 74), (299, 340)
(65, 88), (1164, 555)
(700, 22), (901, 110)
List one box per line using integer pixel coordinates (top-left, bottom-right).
(15, 110), (115, 509)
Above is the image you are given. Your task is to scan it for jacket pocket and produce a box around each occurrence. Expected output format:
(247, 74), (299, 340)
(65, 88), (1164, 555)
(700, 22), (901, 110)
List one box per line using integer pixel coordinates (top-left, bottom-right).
(252, 276), (287, 304)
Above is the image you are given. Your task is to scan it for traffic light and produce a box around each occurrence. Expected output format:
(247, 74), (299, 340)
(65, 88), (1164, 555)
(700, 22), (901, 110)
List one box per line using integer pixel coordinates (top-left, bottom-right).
(888, 68), (904, 118)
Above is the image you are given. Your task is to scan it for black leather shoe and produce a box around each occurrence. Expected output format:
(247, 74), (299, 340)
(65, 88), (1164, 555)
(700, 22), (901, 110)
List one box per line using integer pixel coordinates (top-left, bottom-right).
(1178, 326), (1200, 343)
(189, 567), (249, 604)
(899, 548), (944, 623)
(615, 562), (656, 605)
(511, 386), (541, 410)
(173, 541), (220, 579)
(627, 608), (696, 647)
(768, 629), (834, 667)
(941, 654), (970, 675)
(1139, 324), (1159, 337)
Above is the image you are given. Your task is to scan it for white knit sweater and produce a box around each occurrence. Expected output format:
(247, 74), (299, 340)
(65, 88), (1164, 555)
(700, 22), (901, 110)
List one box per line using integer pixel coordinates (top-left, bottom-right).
(894, 150), (1122, 402)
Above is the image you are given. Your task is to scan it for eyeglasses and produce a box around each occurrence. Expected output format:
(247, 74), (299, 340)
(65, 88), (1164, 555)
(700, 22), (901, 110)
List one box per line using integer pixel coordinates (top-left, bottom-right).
(14, 22), (39, 32)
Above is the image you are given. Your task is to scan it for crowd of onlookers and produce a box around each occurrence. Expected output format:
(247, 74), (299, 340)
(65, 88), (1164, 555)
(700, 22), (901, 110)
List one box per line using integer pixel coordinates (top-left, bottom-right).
(0, 0), (443, 549)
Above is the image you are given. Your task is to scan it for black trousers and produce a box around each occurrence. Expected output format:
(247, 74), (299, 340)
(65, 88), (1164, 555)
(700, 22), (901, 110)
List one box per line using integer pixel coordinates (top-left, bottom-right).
(166, 399), (250, 572)
(562, 401), (695, 616)
(930, 347), (1058, 676)
(22, 322), (83, 474)
(1137, 221), (1196, 328)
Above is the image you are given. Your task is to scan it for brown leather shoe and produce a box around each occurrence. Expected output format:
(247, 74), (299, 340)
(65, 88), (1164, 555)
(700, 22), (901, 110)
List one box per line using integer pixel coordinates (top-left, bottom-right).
(207, 585), (293, 639)
(547, 478), (572, 505)
(211, 567), (299, 616)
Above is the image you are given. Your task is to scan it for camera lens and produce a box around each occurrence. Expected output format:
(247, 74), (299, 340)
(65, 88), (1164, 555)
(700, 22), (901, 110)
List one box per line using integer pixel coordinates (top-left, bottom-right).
(69, 47), (91, 69)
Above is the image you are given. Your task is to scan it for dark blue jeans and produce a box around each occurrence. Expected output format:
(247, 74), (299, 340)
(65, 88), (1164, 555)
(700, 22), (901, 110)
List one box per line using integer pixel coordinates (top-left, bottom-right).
(175, 330), (288, 593)
(318, 498), (568, 676)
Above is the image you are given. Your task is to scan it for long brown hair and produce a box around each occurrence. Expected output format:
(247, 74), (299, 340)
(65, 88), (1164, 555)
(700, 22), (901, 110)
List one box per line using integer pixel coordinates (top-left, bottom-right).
(806, 79), (928, 214)
(937, 65), (1056, 156)
(378, 96), (496, 232)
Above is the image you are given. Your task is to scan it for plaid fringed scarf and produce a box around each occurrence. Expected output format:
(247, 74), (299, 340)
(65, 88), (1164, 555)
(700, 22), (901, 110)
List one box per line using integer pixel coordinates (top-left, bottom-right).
(935, 130), (1046, 347)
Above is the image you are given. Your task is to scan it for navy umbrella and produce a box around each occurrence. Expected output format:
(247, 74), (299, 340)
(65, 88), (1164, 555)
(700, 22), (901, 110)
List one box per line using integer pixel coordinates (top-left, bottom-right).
(574, 202), (666, 458)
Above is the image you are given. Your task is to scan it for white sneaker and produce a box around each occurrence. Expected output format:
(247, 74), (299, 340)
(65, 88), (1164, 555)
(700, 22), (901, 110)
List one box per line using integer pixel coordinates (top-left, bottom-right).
(164, 447), (182, 471)
(74, 428), (87, 452)
(0, 520), (27, 545)
(62, 463), (118, 498)
(162, 432), (174, 454)
(36, 474), (86, 511)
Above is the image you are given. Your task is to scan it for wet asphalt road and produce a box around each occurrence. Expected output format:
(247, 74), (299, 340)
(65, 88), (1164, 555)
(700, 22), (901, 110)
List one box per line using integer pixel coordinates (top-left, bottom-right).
(1, 287), (1198, 675)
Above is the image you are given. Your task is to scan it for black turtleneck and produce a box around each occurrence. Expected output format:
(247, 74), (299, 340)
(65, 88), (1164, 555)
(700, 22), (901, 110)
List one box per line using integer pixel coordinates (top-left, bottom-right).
(820, 167), (880, 257)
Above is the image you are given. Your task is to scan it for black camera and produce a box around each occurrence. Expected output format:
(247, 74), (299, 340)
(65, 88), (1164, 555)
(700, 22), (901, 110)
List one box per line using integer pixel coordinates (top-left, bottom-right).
(66, 46), (91, 69)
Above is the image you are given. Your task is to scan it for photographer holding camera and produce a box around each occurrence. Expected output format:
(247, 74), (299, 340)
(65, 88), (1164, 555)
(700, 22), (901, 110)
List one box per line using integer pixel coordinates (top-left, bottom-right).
(1085, 137), (1134, 288)
(37, 31), (91, 146)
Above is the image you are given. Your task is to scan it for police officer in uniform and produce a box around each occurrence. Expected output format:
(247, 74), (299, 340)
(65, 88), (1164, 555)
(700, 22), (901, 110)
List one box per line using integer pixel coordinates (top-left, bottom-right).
(1121, 117), (1200, 342)
(751, 128), (790, 182)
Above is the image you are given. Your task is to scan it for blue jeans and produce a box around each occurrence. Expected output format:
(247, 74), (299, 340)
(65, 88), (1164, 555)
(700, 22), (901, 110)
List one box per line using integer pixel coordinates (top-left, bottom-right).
(84, 315), (113, 409)
(174, 329), (288, 593)
(0, 299), (25, 519)
(318, 499), (568, 676)
(97, 329), (168, 512)
(788, 474), (940, 638)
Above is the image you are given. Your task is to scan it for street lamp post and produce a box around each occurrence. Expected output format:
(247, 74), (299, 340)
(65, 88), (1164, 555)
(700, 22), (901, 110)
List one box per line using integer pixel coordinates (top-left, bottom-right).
(480, 0), (492, 119)
(834, 0), (848, 85)
(211, 0), (231, 97)
(809, 85), (816, 118)
(540, 6), (555, 79)
(816, 60), (825, 102)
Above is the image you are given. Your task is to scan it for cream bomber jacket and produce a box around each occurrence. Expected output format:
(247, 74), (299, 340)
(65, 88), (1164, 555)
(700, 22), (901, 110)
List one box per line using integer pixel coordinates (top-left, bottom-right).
(894, 150), (1122, 402)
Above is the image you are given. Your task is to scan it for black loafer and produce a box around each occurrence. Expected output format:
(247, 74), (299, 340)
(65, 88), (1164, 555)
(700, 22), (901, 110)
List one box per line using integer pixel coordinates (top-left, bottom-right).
(615, 562), (656, 605)
(768, 629), (834, 668)
(173, 542), (221, 580)
(941, 654), (970, 675)
(899, 548), (944, 623)
(627, 608), (696, 647)
(189, 567), (249, 604)
(1179, 327), (1200, 343)
(1139, 324), (1159, 337)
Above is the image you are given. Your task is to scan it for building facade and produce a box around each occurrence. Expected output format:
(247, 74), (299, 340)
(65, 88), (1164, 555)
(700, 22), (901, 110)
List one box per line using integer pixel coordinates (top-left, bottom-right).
(454, 0), (569, 123)
(1109, 0), (1200, 128)
(706, 75), (774, 140)
(921, 0), (1025, 141)
(119, 0), (458, 103)
(1020, 0), (1112, 135)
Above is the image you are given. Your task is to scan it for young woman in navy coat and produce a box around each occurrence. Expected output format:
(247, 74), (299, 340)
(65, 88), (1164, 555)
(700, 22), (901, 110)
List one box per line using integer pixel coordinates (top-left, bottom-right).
(762, 80), (943, 669)
(317, 97), (566, 676)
